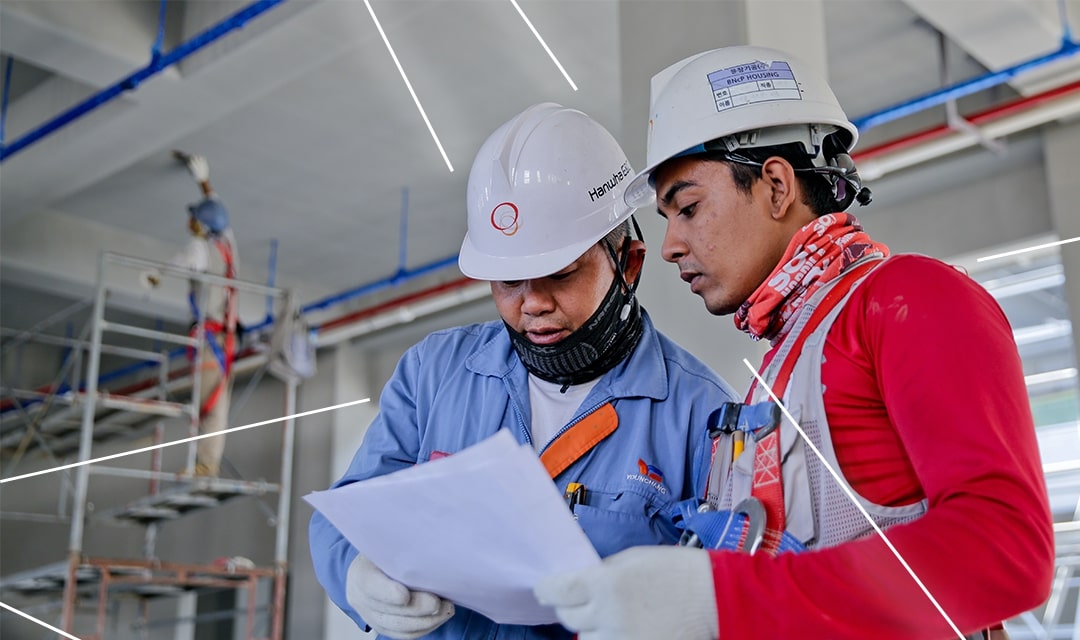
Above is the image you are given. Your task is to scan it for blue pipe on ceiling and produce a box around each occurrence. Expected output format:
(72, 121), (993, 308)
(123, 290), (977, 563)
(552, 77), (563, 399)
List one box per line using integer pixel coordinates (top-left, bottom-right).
(0, 0), (287, 163)
(302, 254), (461, 321)
(852, 36), (1080, 133)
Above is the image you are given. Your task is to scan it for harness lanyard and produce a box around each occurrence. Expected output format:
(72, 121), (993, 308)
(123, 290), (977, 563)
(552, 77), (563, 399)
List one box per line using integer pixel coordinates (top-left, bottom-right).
(741, 259), (880, 554)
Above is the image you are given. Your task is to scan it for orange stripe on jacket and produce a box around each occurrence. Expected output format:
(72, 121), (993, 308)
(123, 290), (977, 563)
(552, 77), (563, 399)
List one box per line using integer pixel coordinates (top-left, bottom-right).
(540, 403), (618, 479)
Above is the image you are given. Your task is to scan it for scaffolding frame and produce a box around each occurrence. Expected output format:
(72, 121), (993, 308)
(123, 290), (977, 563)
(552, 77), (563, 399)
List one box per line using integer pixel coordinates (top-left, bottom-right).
(1, 251), (299, 640)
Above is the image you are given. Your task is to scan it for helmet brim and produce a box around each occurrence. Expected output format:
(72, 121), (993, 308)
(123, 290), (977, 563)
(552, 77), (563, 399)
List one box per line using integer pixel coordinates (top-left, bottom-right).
(458, 232), (603, 282)
(624, 166), (660, 210)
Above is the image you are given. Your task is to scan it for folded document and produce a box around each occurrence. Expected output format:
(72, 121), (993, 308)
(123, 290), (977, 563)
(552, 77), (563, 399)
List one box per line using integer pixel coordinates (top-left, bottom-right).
(305, 429), (600, 625)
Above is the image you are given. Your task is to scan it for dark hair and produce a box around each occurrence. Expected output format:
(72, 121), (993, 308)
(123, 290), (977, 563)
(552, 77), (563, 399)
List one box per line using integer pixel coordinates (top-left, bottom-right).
(700, 142), (838, 216)
(602, 220), (631, 249)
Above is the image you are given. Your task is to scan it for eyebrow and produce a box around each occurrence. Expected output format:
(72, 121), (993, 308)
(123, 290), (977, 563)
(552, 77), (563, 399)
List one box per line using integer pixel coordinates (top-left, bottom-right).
(659, 180), (697, 208)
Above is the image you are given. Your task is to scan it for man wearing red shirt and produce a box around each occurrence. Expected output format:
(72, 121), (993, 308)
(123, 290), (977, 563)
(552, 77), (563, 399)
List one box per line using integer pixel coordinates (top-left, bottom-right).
(535, 45), (1053, 640)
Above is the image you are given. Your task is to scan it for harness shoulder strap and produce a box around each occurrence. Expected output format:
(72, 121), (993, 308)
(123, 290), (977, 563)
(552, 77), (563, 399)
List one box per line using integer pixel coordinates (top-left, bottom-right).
(747, 258), (881, 554)
(749, 258), (881, 402)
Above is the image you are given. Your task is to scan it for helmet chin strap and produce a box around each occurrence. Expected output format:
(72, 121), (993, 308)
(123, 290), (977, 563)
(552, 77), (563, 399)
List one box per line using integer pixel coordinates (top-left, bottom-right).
(718, 150), (872, 211)
(602, 215), (645, 321)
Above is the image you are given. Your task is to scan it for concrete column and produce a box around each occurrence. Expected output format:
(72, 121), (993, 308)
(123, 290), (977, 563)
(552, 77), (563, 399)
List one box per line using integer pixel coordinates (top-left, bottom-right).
(323, 340), (379, 639)
(745, 0), (828, 79)
(616, 1), (748, 168)
(1044, 119), (1080, 371)
(173, 592), (196, 640)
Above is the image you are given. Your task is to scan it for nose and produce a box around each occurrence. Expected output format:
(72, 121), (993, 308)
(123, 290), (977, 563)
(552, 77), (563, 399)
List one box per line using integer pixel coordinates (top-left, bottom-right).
(660, 221), (687, 264)
(519, 280), (556, 317)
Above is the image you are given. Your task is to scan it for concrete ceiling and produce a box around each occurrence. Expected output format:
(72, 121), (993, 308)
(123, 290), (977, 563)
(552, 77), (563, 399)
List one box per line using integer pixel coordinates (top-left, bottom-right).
(1, 0), (1079, 319)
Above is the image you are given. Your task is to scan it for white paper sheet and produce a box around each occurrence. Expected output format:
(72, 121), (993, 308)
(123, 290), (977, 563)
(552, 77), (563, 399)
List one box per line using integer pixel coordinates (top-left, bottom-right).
(304, 429), (601, 625)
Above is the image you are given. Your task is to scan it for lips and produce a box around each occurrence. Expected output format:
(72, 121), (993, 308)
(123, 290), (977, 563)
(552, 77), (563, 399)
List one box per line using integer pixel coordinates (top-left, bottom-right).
(680, 269), (706, 295)
(525, 327), (567, 345)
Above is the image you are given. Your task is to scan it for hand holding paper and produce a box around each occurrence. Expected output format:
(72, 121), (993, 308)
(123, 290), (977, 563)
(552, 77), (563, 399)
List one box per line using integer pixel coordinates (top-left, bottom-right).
(347, 555), (455, 639)
(305, 430), (600, 625)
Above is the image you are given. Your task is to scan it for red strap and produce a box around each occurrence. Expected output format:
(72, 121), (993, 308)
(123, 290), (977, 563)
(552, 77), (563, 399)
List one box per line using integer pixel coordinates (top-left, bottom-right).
(212, 239), (238, 376)
(748, 259), (879, 554)
(200, 376), (226, 416)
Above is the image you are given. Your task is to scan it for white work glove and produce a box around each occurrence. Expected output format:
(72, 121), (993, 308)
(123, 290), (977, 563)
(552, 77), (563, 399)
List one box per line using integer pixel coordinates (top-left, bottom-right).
(346, 555), (454, 639)
(184, 154), (210, 183)
(139, 270), (161, 289)
(534, 546), (719, 640)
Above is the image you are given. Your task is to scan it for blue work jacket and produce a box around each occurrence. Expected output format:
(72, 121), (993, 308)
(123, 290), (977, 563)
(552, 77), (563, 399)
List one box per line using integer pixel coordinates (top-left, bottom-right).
(309, 312), (736, 639)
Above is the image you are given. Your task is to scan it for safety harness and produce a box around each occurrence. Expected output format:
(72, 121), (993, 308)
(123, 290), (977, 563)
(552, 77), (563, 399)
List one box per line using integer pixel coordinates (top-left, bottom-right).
(186, 236), (238, 417)
(745, 257), (879, 552)
(673, 257), (1005, 638)
(675, 258), (881, 555)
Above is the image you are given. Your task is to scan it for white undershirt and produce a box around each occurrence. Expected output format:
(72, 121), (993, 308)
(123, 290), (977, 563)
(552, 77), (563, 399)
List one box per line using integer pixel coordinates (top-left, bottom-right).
(527, 373), (600, 453)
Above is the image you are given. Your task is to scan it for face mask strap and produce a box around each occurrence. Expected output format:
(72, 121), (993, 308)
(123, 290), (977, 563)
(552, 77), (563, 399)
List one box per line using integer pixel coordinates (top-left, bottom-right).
(602, 215), (645, 321)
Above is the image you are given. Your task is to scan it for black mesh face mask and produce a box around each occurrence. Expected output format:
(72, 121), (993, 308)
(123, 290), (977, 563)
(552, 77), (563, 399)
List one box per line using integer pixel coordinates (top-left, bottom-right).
(505, 219), (645, 392)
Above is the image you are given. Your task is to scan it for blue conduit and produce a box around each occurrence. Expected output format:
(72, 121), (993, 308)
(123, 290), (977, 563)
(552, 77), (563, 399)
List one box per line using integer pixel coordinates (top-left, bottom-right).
(303, 254), (461, 329)
(853, 35), (1080, 132)
(0, 0), (287, 162)
(150, 0), (170, 63)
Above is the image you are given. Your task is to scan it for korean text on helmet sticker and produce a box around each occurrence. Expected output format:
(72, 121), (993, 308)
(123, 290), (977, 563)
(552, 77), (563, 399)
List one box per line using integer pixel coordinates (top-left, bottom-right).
(706, 60), (801, 112)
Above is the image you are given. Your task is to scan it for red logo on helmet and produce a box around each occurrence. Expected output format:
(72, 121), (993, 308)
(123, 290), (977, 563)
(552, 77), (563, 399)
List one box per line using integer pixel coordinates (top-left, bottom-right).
(490, 202), (520, 236)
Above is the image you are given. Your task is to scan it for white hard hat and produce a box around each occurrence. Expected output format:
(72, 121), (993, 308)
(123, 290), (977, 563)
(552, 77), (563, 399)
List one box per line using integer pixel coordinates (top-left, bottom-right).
(459, 102), (636, 281)
(624, 45), (859, 208)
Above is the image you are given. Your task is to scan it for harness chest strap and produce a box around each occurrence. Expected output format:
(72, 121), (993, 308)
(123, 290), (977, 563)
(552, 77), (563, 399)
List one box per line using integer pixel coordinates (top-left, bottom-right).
(540, 403), (619, 479)
(743, 259), (880, 554)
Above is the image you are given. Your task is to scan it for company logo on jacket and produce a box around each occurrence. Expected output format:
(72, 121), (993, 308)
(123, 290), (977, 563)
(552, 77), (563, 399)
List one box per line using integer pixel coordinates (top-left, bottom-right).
(628, 459), (667, 494)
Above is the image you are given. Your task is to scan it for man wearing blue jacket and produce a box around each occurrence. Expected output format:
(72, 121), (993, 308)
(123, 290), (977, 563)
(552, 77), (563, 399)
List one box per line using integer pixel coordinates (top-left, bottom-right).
(309, 102), (737, 639)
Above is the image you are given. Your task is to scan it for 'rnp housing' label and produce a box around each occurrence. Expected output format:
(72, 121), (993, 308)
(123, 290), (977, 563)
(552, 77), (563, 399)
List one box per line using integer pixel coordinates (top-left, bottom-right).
(707, 60), (801, 112)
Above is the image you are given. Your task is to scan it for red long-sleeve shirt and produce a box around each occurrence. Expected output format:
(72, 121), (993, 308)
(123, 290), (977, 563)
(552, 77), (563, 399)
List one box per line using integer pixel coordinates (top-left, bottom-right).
(711, 255), (1053, 639)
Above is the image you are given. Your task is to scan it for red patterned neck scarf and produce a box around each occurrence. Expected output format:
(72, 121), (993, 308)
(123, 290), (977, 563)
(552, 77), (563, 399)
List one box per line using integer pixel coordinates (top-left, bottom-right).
(734, 213), (889, 342)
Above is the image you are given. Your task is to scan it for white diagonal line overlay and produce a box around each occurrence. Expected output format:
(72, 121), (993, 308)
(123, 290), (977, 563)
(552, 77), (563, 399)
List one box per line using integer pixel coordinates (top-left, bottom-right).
(363, 0), (454, 172)
(742, 359), (964, 639)
(1, 398), (369, 484)
(977, 235), (1080, 262)
(1, 600), (83, 639)
(508, 0), (578, 91)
